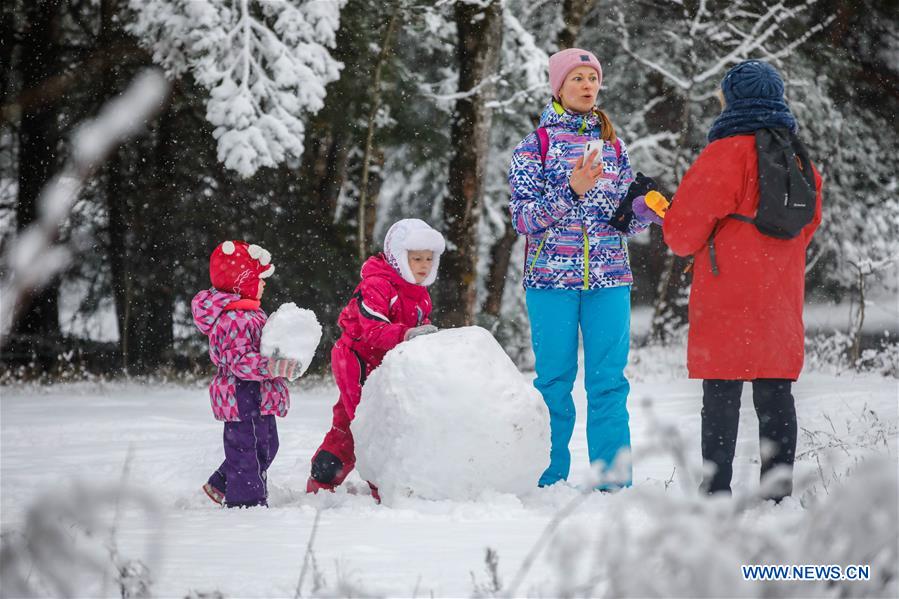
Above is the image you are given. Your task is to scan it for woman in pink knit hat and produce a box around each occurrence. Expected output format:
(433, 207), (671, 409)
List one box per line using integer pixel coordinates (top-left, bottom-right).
(508, 48), (661, 490)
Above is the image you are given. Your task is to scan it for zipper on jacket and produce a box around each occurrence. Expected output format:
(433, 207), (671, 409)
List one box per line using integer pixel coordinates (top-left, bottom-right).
(578, 116), (588, 135)
(528, 232), (549, 275)
(581, 223), (589, 289)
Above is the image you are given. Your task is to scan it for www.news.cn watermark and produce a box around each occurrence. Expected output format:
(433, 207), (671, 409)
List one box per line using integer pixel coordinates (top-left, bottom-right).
(742, 564), (871, 581)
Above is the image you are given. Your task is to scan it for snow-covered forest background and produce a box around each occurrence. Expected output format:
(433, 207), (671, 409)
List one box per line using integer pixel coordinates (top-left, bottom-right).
(1, 0), (897, 376)
(1, 1), (898, 598)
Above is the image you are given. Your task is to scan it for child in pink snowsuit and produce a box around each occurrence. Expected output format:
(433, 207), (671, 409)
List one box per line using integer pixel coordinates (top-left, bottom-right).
(306, 219), (446, 496)
(192, 240), (299, 508)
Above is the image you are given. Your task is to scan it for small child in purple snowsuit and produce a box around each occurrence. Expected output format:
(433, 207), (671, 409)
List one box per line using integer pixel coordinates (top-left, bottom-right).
(191, 240), (298, 508)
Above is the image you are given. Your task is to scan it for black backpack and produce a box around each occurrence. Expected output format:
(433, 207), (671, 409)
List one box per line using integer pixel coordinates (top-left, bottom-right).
(708, 128), (816, 275)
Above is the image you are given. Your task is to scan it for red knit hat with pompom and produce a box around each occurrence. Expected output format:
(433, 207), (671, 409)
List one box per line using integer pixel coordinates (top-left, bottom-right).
(209, 240), (275, 299)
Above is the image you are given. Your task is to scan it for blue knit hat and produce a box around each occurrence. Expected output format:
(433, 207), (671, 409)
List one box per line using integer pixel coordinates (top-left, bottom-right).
(722, 60), (785, 104)
(708, 60), (797, 143)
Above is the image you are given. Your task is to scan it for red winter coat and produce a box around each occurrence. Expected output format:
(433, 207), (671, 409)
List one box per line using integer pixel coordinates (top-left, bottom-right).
(337, 254), (433, 368)
(663, 135), (822, 380)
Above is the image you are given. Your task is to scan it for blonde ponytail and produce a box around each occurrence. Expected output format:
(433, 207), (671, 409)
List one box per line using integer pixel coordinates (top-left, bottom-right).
(596, 109), (616, 143)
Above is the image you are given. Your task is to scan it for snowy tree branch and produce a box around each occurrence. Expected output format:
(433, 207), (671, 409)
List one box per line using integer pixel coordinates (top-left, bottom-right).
(128, 0), (346, 177)
(616, 8), (692, 91)
(692, 1), (820, 84)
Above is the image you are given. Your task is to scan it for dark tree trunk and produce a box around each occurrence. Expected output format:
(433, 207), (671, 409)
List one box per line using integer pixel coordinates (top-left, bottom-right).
(123, 100), (176, 373)
(295, 0), (373, 227)
(100, 0), (132, 369)
(820, 0), (899, 105)
(649, 46), (697, 344)
(13, 0), (64, 346)
(357, 4), (400, 262)
(0, 3), (16, 102)
(105, 151), (130, 367)
(557, 0), (598, 50)
(285, 0), (385, 359)
(481, 224), (518, 317)
(297, 117), (352, 224)
(99, 0), (172, 373)
(363, 147), (384, 252)
(437, 0), (502, 327)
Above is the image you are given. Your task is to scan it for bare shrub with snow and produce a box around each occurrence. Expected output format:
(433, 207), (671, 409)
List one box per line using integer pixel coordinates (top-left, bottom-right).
(534, 400), (898, 599)
(0, 482), (162, 599)
(805, 332), (899, 378)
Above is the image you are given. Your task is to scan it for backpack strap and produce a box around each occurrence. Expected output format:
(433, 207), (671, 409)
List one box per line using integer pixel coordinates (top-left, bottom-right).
(727, 213), (754, 226)
(707, 214), (752, 276)
(536, 127), (549, 164)
(613, 137), (621, 160)
(708, 235), (721, 276)
(707, 222), (723, 277)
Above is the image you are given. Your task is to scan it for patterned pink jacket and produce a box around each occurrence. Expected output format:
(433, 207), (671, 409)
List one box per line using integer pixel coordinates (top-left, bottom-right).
(191, 288), (289, 421)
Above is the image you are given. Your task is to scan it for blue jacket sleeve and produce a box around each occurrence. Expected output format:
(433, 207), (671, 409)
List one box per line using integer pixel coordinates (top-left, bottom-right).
(508, 132), (579, 235)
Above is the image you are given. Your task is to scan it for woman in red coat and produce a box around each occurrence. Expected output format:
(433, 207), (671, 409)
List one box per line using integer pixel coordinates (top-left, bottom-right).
(663, 60), (822, 500)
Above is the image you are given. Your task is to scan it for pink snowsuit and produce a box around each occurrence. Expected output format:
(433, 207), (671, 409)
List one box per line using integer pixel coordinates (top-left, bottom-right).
(307, 254), (432, 491)
(191, 288), (289, 421)
(192, 288), (289, 507)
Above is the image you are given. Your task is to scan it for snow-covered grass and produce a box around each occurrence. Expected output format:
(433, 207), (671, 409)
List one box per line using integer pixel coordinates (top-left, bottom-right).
(1, 350), (896, 597)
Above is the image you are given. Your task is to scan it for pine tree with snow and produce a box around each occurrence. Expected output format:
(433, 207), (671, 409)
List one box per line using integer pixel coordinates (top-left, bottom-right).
(128, 0), (345, 177)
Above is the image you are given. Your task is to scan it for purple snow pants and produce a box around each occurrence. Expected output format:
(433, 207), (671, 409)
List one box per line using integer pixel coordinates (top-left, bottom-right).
(207, 379), (279, 508)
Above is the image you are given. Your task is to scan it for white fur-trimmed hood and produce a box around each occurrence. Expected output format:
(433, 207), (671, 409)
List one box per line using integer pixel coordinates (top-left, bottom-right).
(383, 219), (445, 286)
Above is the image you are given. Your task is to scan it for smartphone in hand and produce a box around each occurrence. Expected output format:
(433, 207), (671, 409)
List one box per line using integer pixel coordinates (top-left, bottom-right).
(583, 140), (604, 168)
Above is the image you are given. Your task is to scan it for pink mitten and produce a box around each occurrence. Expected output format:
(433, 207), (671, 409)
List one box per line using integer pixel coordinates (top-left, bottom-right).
(267, 357), (299, 381)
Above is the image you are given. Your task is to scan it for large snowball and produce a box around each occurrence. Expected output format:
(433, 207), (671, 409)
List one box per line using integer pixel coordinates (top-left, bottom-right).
(353, 326), (550, 503)
(260, 303), (322, 377)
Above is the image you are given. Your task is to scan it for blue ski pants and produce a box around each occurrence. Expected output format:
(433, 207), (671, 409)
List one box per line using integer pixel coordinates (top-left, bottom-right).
(526, 286), (632, 488)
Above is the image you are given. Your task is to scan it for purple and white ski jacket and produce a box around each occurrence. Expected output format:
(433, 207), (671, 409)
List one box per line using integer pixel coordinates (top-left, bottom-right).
(508, 101), (647, 290)
(191, 289), (289, 422)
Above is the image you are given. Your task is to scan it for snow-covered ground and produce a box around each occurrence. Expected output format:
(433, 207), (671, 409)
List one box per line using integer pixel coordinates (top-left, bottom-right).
(630, 294), (899, 338)
(1, 352), (897, 597)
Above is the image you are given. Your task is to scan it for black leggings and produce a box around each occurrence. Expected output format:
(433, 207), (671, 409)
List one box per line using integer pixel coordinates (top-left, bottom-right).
(700, 379), (797, 499)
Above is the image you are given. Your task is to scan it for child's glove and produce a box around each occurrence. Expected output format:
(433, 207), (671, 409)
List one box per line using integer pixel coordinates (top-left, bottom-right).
(632, 195), (663, 225)
(626, 172), (660, 202)
(267, 357), (300, 381)
(610, 172), (660, 232)
(404, 324), (438, 341)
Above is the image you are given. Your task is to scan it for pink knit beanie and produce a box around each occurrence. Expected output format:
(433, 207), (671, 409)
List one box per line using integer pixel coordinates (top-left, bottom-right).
(548, 48), (603, 99)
